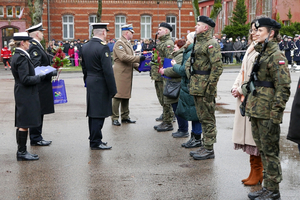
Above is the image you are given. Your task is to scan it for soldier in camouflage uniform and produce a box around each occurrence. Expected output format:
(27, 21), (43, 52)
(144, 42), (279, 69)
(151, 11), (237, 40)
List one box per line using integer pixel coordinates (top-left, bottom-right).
(151, 22), (175, 132)
(243, 18), (291, 200)
(186, 16), (223, 160)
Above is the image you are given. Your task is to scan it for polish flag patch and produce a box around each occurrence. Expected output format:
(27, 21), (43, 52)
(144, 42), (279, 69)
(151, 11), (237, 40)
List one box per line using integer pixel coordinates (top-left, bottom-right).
(208, 45), (213, 49)
(167, 45), (171, 48)
(279, 60), (285, 65)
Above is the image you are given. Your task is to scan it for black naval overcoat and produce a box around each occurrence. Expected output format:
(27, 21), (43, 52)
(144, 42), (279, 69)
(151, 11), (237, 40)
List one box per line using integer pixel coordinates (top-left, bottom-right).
(28, 39), (54, 115)
(287, 77), (300, 144)
(11, 49), (42, 128)
(81, 37), (117, 118)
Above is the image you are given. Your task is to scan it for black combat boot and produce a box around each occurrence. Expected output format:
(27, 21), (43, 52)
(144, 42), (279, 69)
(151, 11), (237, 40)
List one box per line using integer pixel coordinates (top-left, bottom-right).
(154, 122), (163, 130)
(190, 146), (205, 157)
(252, 189), (280, 200)
(155, 114), (163, 121)
(156, 122), (173, 132)
(172, 130), (189, 138)
(193, 148), (215, 160)
(17, 130), (39, 161)
(248, 187), (267, 200)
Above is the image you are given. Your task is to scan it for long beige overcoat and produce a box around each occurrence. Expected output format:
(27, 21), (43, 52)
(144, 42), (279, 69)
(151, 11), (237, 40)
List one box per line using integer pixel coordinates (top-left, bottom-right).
(231, 43), (259, 146)
(113, 36), (140, 99)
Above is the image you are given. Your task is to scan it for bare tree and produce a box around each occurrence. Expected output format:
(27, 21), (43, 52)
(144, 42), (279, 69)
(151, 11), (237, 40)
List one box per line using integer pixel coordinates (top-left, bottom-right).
(27, 0), (44, 25)
(97, 0), (102, 22)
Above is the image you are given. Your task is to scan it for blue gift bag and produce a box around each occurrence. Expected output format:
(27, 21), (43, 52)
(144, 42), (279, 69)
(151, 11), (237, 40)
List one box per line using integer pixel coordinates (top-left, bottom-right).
(138, 52), (152, 72)
(162, 58), (173, 79)
(52, 80), (68, 104)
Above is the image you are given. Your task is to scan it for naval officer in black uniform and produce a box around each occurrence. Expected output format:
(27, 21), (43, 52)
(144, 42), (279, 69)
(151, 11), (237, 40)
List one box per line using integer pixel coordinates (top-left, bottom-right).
(81, 23), (117, 150)
(26, 23), (56, 146)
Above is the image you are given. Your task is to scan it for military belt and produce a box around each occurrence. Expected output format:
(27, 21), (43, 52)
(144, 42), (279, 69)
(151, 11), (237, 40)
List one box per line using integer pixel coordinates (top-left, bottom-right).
(194, 70), (211, 75)
(254, 81), (274, 88)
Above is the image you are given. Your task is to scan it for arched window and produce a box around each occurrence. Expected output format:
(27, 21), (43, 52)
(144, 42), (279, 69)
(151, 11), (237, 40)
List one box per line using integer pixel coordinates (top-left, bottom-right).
(115, 15), (126, 39)
(166, 15), (176, 38)
(62, 15), (74, 40)
(141, 15), (151, 39)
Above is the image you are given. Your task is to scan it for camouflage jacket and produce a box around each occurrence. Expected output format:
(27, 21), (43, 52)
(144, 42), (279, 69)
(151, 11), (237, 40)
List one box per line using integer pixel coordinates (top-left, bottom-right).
(245, 40), (291, 124)
(187, 30), (223, 97)
(151, 33), (174, 81)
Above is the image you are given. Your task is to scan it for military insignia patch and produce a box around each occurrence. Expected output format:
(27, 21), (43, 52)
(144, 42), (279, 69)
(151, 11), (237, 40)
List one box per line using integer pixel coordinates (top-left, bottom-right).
(33, 51), (38, 56)
(255, 21), (259, 27)
(119, 45), (123, 49)
(101, 41), (106, 45)
(208, 45), (213, 49)
(279, 60), (285, 65)
(167, 45), (171, 48)
(105, 52), (109, 57)
(32, 42), (37, 45)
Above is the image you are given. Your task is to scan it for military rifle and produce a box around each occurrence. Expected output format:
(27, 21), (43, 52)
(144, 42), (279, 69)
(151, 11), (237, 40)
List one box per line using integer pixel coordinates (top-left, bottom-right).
(189, 35), (197, 75)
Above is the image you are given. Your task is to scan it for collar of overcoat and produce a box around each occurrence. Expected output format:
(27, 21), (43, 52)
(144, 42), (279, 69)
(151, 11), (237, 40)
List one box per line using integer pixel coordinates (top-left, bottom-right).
(120, 36), (134, 54)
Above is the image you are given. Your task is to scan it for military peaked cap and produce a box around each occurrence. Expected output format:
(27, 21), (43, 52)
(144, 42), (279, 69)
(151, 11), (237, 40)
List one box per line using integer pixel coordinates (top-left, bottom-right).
(197, 16), (215, 28)
(159, 22), (173, 32)
(121, 24), (134, 33)
(255, 18), (281, 29)
(91, 23), (109, 31)
(26, 23), (45, 33)
(13, 32), (32, 41)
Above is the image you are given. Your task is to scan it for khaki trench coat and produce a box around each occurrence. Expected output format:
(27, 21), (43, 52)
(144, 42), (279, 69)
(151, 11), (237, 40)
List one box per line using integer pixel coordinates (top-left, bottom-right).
(231, 44), (258, 146)
(113, 36), (140, 99)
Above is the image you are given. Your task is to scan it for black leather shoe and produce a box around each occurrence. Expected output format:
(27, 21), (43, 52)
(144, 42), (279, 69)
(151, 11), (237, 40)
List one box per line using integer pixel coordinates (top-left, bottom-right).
(156, 122), (173, 132)
(248, 188), (268, 200)
(254, 189), (280, 200)
(31, 139), (52, 146)
(190, 146), (205, 157)
(112, 120), (121, 126)
(121, 119), (136, 123)
(193, 149), (215, 160)
(172, 130), (189, 138)
(156, 114), (163, 121)
(91, 143), (112, 150)
(185, 138), (202, 148)
(17, 151), (39, 161)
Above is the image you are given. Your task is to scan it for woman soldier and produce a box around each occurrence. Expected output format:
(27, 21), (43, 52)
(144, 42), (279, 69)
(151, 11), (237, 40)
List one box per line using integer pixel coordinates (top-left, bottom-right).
(10, 32), (45, 161)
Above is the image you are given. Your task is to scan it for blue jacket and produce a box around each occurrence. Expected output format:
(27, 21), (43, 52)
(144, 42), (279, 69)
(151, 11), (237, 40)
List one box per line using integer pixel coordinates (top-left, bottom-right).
(172, 43), (199, 121)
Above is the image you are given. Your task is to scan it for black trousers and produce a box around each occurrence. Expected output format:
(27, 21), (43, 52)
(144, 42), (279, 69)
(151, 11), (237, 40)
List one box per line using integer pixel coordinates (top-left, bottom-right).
(29, 115), (44, 142)
(88, 117), (105, 147)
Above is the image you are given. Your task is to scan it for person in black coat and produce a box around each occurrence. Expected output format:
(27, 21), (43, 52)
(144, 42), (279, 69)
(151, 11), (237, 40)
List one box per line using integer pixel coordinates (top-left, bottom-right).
(287, 77), (300, 154)
(26, 23), (56, 146)
(81, 23), (117, 150)
(142, 39), (153, 51)
(11, 32), (46, 161)
(63, 40), (70, 56)
(223, 38), (233, 64)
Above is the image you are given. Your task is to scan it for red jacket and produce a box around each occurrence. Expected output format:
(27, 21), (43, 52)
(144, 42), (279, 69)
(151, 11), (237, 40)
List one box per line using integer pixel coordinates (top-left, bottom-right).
(68, 47), (74, 58)
(1, 47), (12, 59)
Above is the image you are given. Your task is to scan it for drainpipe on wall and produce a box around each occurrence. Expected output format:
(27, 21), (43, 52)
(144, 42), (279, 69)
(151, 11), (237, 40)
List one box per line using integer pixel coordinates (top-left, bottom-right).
(47, 0), (50, 42)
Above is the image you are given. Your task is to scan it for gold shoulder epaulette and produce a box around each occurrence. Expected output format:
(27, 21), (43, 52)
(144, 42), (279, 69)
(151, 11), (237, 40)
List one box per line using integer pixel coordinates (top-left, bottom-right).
(32, 41), (37, 45)
(101, 41), (106, 45)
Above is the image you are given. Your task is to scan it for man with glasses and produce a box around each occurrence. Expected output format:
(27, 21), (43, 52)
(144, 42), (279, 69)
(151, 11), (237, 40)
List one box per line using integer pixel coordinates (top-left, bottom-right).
(111, 24), (144, 126)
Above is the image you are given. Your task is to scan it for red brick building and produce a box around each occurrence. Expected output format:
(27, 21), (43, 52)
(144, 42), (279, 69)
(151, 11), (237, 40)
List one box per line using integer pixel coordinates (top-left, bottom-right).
(0, 0), (196, 50)
(198, 0), (300, 38)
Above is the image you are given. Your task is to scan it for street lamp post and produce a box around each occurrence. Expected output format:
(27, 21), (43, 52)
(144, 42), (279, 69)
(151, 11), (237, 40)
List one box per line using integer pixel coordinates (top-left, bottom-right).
(177, 0), (183, 39)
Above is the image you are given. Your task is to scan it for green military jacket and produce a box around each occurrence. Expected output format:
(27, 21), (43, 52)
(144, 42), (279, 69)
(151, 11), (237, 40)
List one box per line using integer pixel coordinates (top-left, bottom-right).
(151, 33), (174, 81)
(246, 40), (291, 124)
(186, 30), (223, 97)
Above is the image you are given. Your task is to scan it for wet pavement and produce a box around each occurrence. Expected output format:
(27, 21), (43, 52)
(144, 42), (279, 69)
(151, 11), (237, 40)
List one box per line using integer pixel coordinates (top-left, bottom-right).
(0, 66), (299, 200)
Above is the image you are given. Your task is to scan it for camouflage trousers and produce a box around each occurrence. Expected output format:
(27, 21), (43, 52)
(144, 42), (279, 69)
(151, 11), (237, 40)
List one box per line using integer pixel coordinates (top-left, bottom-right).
(155, 80), (173, 123)
(251, 118), (282, 191)
(194, 96), (216, 149)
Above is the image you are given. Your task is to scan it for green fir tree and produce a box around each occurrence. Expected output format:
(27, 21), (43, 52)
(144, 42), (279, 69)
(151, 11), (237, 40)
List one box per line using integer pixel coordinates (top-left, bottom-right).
(231, 0), (247, 26)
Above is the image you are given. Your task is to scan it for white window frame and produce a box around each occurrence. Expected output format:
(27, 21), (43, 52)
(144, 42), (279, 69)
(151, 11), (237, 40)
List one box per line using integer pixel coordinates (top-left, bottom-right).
(115, 15), (126, 39)
(16, 6), (21, 18)
(202, 7), (207, 16)
(62, 15), (74, 40)
(141, 15), (151, 39)
(227, 1), (233, 25)
(249, 0), (256, 22)
(166, 15), (176, 39)
(262, 0), (272, 18)
(89, 15), (97, 38)
(0, 6), (4, 17)
(7, 6), (13, 17)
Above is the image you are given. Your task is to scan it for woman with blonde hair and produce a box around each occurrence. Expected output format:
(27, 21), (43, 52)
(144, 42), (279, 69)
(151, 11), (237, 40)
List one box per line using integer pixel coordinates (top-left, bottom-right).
(231, 18), (263, 186)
